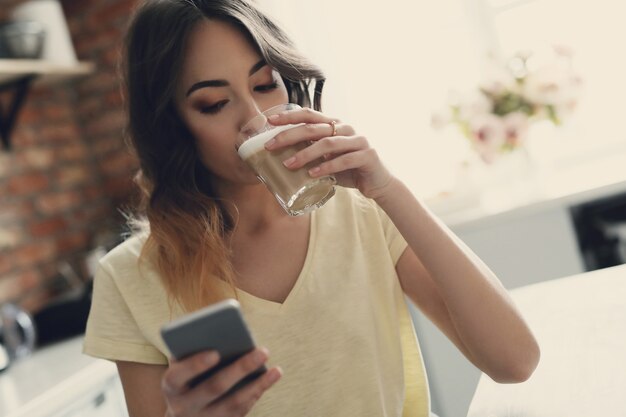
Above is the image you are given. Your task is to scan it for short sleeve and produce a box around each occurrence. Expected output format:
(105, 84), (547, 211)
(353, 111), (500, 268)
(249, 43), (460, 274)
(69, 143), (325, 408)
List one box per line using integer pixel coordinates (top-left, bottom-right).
(374, 202), (408, 265)
(348, 189), (409, 265)
(83, 263), (167, 365)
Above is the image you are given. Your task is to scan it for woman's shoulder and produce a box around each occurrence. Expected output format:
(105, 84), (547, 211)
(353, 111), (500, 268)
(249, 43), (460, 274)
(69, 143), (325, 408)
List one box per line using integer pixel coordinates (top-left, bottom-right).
(102, 233), (146, 262)
(325, 187), (399, 235)
(326, 186), (381, 217)
(91, 232), (168, 315)
(97, 232), (152, 279)
(329, 186), (370, 207)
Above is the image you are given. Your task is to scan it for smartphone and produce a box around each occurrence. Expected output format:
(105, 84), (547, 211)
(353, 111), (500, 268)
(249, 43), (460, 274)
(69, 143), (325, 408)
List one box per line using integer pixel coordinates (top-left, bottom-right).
(160, 299), (266, 392)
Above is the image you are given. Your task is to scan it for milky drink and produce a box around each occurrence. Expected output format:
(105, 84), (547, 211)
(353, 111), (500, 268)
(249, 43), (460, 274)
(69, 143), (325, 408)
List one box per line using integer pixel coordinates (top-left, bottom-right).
(237, 123), (336, 215)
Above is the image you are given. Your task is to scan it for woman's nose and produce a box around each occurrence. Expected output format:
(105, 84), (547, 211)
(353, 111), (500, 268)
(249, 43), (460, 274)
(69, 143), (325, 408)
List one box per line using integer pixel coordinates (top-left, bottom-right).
(239, 99), (264, 131)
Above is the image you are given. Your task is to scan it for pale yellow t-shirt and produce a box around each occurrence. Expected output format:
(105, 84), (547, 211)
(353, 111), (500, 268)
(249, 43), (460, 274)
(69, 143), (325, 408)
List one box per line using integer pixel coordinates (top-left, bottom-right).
(83, 188), (430, 416)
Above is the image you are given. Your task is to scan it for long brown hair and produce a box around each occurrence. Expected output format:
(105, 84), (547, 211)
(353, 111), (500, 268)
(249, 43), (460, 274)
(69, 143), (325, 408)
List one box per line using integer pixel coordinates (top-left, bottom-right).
(123, 0), (326, 312)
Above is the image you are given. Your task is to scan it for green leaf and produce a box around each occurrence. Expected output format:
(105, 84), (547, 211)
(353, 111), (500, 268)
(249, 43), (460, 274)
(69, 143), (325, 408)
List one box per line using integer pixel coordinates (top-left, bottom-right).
(546, 105), (561, 125)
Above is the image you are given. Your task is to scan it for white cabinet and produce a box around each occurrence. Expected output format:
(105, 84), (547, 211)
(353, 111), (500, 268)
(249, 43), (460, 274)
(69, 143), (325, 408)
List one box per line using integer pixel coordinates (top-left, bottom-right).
(50, 376), (127, 417)
(0, 337), (127, 417)
(452, 204), (585, 289)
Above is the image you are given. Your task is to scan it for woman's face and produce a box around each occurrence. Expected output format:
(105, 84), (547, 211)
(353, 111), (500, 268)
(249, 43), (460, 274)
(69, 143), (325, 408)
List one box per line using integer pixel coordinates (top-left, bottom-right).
(175, 19), (289, 186)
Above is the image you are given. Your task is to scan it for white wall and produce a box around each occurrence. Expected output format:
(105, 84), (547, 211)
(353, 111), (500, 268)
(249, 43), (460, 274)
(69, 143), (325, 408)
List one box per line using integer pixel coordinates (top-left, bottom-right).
(258, 0), (489, 199)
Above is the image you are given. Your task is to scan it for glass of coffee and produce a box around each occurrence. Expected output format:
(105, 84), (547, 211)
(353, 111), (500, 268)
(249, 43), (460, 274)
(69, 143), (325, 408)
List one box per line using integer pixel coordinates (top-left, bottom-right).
(237, 103), (336, 216)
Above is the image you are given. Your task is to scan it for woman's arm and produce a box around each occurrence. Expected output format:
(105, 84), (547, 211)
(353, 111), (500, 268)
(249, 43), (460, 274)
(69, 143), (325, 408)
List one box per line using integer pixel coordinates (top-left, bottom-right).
(266, 108), (540, 382)
(379, 178), (540, 383)
(117, 361), (168, 417)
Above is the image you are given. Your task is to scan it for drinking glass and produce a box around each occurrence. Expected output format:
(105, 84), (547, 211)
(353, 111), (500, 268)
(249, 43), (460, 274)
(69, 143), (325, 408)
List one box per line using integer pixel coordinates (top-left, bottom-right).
(237, 103), (336, 216)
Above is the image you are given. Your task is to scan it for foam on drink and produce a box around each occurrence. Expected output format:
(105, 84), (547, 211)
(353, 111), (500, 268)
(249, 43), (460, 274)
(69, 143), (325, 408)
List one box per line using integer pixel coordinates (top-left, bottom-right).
(237, 122), (335, 216)
(237, 124), (300, 159)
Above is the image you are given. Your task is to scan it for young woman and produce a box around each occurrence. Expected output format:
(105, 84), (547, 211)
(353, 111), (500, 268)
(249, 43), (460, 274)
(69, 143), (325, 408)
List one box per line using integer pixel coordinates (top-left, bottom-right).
(83, 1), (540, 416)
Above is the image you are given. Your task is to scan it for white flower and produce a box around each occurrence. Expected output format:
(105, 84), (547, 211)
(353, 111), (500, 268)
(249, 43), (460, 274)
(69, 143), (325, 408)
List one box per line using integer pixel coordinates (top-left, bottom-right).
(480, 60), (518, 95)
(456, 91), (492, 121)
(522, 64), (579, 106)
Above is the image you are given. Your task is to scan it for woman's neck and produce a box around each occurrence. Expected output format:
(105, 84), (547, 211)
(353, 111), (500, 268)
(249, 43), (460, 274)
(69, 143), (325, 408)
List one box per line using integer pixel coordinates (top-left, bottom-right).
(213, 181), (288, 234)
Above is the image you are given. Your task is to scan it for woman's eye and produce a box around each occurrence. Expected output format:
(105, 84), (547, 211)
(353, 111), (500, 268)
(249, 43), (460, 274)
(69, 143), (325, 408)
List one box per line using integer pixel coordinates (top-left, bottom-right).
(200, 100), (228, 115)
(254, 82), (279, 92)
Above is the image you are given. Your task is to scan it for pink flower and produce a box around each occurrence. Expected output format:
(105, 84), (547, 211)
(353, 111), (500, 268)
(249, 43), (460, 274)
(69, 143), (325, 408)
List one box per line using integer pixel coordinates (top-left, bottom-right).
(431, 47), (582, 165)
(503, 112), (529, 148)
(468, 113), (506, 163)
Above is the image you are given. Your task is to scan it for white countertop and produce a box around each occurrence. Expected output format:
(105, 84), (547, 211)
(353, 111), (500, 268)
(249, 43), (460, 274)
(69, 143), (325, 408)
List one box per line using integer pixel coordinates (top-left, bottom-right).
(467, 264), (626, 416)
(0, 337), (118, 417)
(427, 152), (626, 231)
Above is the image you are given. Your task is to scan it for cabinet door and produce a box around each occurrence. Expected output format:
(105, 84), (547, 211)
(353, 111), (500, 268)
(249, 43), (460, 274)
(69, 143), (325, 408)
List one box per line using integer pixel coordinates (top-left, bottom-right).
(453, 205), (585, 288)
(52, 377), (128, 417)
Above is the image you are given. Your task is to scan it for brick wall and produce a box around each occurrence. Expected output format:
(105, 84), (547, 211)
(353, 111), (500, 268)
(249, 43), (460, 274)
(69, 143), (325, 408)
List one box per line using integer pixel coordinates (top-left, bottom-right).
(0, 0), (139, 312)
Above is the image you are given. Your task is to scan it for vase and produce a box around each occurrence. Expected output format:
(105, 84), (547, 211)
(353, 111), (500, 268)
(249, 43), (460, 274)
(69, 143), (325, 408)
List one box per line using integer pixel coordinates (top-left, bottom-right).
(475, 146), (539, 207)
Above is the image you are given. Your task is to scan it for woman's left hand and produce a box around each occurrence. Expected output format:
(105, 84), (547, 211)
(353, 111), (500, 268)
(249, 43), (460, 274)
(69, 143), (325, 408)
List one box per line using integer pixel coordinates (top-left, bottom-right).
(266, 107), (394, 200)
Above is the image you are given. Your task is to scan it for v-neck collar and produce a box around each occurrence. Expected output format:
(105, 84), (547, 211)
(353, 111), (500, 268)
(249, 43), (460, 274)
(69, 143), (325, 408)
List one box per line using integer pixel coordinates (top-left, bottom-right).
(235, 209), (317, 313)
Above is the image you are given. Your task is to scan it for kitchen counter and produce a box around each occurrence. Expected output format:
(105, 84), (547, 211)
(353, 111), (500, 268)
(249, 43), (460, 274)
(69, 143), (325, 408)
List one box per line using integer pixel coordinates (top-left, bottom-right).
(468, 263), (626, 416)
(427, 151), (626, 232)
(0, 337), (126, 417)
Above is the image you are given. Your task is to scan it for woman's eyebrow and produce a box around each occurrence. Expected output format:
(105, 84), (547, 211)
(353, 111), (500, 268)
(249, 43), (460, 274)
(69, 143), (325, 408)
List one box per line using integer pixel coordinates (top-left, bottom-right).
(186, 58), (268, 97)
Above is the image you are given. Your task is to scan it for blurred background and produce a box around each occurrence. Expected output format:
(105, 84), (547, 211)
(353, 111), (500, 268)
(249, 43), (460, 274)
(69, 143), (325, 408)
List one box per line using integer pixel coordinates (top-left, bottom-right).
(261, 0), (626, 198)
(0, 0), (135, 314)
(0, 1), (625, 416)
(3, 0), (625, 320)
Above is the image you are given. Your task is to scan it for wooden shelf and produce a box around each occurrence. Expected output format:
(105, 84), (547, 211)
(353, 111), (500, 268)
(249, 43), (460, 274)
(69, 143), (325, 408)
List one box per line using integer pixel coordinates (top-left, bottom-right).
(0, 59), (95, 86)
(0, 59), (95, 150)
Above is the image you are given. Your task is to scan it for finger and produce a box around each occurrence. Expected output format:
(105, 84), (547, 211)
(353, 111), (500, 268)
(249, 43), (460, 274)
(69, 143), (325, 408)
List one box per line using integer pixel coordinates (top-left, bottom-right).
(308, 148), (379, 178)
(266, 122), (350, 150)
(206, 367), (283, 416)
(267, 106), (339, 126)
(162, 351), (220, 395)
(187, 348), (269, 409)
(283, 135), (369, 170)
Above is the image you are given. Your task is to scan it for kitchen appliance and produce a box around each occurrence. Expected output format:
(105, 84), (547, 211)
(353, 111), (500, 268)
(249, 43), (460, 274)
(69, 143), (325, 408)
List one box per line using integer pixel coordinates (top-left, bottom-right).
(11, 0), (77, 64)
(32, 279), (92, 347)
(0, 303), (37, 367)
(0, 344), (8, 372)
(0, 21), (11, 59)
(571, 191), (626, 270)
(0, 21), (45, 59)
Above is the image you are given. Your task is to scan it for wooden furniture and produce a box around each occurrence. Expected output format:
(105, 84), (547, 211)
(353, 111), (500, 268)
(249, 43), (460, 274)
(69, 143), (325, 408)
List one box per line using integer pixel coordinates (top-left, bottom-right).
(0, 59), (94, 85)
(0, 59), (95, 150)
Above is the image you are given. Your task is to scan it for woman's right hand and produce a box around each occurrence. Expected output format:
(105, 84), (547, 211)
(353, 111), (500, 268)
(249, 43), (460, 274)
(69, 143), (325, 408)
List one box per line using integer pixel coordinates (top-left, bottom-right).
(161, 348), (282, 416)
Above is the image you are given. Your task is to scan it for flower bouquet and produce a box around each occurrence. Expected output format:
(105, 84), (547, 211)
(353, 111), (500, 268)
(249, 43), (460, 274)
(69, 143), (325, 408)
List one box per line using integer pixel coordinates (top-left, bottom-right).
(432, 46), (582, 164)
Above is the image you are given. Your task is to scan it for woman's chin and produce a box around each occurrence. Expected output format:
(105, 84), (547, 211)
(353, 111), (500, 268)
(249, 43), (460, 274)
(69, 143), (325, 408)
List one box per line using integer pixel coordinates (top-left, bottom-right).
(234, 163), (259, 182)
(240, 171), (262, 185)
